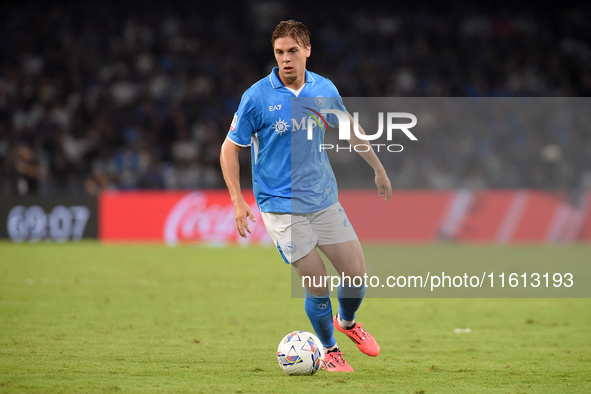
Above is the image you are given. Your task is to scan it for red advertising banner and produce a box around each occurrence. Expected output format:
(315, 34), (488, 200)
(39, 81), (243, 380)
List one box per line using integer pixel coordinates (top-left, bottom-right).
(341, 190), (589, 244)
(99, 190), (591, 244)
(338, 191), (455, 242)
(99, 190), (271, 244)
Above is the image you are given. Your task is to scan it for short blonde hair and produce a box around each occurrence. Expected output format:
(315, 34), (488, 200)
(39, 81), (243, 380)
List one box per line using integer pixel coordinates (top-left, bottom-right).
(271, 20), (311, 49)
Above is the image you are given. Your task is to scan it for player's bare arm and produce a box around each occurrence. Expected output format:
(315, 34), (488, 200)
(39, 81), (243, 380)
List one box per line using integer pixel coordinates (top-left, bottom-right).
(346, 112), (392, 201)
(220, 138), (256, 238)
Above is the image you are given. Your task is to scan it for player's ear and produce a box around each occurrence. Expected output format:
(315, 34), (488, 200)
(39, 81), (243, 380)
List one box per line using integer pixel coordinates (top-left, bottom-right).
(305, 45), (311, 58)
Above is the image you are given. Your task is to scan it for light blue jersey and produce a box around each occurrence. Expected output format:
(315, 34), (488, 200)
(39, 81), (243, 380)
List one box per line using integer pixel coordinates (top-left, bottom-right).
(227, 67), (346, 213)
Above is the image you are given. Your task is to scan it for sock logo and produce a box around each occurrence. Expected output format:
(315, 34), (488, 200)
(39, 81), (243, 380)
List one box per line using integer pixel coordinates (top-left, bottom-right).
(318, 301), (329, 310)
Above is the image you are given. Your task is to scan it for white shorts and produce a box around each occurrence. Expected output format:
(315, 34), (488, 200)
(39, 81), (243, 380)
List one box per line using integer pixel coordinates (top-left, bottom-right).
(260, 202), (358, 264)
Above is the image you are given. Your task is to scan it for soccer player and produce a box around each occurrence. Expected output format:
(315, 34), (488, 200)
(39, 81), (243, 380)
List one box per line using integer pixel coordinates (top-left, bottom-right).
(220, 20), (392, 372)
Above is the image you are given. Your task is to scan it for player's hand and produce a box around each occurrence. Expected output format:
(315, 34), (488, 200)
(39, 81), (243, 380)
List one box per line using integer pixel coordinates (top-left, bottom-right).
(233, 200), (256, 238)
(375, 171), (392, 202)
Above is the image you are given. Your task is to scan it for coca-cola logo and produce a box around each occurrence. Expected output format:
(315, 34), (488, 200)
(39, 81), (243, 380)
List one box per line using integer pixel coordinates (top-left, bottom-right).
(164, 192), (271, 245)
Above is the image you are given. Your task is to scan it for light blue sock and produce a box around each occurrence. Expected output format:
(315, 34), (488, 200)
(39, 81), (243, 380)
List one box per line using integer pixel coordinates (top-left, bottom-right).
(337, 284), (366, 322)
(304, 289), (335, 348)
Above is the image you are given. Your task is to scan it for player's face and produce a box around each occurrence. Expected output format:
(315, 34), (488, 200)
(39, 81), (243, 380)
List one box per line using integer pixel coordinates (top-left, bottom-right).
(273, 36), (311, 87)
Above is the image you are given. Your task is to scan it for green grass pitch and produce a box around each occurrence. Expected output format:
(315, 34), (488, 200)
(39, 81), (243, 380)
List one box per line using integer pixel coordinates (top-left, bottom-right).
(0, 242), (590, 392)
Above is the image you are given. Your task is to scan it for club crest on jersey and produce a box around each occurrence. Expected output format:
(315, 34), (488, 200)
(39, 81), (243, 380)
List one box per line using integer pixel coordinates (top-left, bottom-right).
(272, 118), (290, 135)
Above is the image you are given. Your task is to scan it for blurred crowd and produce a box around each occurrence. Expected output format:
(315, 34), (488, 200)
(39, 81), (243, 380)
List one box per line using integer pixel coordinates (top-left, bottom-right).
(328, 98), (591, 194)
(0, 0), (590, 196)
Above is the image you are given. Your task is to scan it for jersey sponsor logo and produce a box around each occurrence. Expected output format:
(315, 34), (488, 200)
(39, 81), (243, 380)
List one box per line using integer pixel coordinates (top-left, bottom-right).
(229, 113), (238, 132)
(290, 108), (329, 134)
(291, 116), (322, 132)
(303, 107), (328, 131)
(272, 118), (290, 135)
(269, 104), (282, 111)
(291, 117), (308, 131)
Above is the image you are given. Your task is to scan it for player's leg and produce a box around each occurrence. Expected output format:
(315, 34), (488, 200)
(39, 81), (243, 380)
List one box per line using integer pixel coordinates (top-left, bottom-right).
(313, 203), (380, 357)
(291, 248), (328, 296)
(291, 251), (333, 346)
(292, 251), (354, 372)
(318, 239), (366, 326)
(320, 240), (380, 357)
(260, 210), (355, 371)
(260, 212), (344, 356)
(313, 203), (367, 325)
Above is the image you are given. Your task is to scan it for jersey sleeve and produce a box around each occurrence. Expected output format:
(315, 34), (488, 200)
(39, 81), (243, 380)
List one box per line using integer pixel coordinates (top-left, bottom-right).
(226, 92), (260, 147)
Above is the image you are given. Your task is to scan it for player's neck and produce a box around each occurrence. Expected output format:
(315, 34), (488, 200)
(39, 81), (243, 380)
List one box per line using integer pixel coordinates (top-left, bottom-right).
(280, 72), (306, 91)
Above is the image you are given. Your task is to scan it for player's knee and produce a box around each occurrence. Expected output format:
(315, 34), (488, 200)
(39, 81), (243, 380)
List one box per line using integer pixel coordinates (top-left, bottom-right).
(342, 262), (366, 280)
(342, 249), (366, 279)
(306, 285), (328, 297)
(337, 283), (366, 299)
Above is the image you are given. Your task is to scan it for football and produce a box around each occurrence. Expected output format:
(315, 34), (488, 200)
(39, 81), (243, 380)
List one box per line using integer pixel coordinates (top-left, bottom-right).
(276, 331), (325, 375)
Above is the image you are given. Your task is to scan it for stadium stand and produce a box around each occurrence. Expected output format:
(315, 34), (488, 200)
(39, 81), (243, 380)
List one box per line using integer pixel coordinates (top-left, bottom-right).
(0, 1), (590, 195)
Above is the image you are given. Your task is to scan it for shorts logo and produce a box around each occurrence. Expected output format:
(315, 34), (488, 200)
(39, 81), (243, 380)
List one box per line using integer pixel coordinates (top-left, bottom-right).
(230, 113), (238, 132)
(284, 241), (297, 254)
(338, 208), (351, 227)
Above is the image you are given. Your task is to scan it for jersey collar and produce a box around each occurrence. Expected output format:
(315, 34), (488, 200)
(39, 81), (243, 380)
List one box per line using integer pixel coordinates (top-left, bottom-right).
(269, 66), (315, 90)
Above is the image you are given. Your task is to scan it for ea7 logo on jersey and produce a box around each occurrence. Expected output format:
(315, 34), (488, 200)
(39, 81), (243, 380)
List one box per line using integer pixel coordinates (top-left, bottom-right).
(269, 104), (282, 111)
